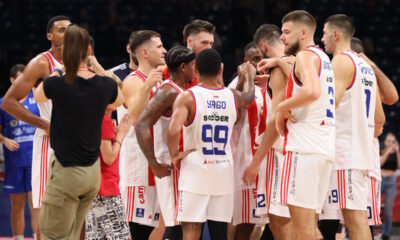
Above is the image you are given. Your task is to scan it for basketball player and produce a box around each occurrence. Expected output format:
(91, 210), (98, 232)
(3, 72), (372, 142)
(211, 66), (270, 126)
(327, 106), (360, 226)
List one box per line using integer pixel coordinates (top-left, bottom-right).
(351, 37), (398, 239)
(242, 23), (293, 240)
(264, 11), (335, 240)
(321, 14), (385, 240)
(167, 48), (255, 240)
(121, 30), (166, 239)
(227, 41), (267, 240)
(1, 16), (71, 239)
(135, 46), (196, 240)
(0, 64), (39, 240)
(163, 19), (216, 88)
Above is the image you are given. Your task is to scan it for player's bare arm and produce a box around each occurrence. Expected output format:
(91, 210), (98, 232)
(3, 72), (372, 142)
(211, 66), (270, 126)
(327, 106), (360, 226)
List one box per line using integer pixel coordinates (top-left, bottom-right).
(167, 91), (194, 170)
(135, 85), (178, 178)
(257, 56), (294, 77)
(332, 54), (355, 107)
(122, 68), (162, 125)
(243, 67), (287, 185)
(359, 52), (398, 105)
(231, 62), (256, 110)
(1, 55), (50, 131)
(101, 114), (132, 165)
(374, 85), (385, 137)
(275, 51), (319, 136)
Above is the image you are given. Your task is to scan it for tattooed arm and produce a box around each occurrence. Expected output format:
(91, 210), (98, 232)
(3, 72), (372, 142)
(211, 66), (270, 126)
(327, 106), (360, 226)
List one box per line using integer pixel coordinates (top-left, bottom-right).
(135, 85), (178, 178)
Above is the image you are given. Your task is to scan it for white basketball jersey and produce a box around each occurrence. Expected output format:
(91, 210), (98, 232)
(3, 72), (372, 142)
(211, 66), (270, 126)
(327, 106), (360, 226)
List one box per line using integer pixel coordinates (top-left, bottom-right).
(284, 46), (335, 160)
(36, 51), (62, 134)
(118, 70), (159, 187)
(180, 85), (238, 195)
(335, 50), (377, 170)
(229, 83), (265, 190)
(153, 80), (183, 163)
(368, 138), (381, 181)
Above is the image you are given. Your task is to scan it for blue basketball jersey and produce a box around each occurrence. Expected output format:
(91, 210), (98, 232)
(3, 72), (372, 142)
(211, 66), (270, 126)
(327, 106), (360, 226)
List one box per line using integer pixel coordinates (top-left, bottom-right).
(0, 91), (40, 167)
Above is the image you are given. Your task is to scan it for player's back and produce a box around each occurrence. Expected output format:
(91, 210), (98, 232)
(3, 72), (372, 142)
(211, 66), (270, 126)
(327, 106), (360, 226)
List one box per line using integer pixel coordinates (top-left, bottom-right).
(335, 50), (377, 170)
(180, 85), (238, 195)
(284, 46), (335, 160)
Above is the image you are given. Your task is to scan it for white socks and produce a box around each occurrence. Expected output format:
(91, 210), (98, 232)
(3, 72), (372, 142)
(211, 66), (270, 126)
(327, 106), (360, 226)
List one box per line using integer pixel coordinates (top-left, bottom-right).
(13, 235), (23, 240)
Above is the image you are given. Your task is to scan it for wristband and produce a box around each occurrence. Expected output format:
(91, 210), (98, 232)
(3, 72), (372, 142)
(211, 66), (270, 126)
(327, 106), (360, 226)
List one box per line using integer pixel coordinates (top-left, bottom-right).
(54, 68), (63, 76)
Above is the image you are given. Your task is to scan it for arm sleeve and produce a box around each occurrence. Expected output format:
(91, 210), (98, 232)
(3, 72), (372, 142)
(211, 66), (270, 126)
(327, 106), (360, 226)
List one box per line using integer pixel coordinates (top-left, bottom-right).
(101, 116), (115, 140)
(43, 76), (59, 99)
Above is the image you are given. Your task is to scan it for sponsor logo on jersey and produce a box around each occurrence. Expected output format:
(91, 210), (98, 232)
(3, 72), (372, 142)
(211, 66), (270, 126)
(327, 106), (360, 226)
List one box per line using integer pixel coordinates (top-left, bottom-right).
(154, 213), (160, 220)
(10, 120), (18, 127)
(203, 159), (231, 165)
(203, 113), (229, 122)
(136, 208), (145, 218)
(138, 186), (145, 204)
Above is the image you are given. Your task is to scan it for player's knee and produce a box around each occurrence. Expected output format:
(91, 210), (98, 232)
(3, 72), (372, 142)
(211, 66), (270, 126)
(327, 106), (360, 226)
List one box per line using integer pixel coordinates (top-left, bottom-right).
(10, 194), (26, 209)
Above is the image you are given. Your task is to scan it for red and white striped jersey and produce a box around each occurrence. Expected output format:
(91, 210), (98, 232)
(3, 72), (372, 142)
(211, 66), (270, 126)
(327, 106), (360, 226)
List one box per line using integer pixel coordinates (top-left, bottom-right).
(153, 80), (183, 163)
(118, 70), (159, 187)
(36, 50), (63, 132)
(283, 46), (335, 160)
(335, 50), (377, 170)
(180, 85), (238, 195)
(229, 77), (266, 190)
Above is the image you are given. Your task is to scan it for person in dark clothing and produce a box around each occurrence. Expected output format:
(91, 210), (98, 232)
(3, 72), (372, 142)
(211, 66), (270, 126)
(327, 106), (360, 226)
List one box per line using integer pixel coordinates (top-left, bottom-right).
(33, 24), (124, 240)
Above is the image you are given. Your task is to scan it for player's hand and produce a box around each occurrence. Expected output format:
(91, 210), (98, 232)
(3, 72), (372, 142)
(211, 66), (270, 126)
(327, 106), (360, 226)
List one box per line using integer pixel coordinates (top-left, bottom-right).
(87, 56), (106, 75)
(146, 68), (163, 89)
(275, 109), (296, 136)
(4, 138), (19, 151)
(254, 74), (270, 88)
(242, 161), (261, 186)
(171, 149), (196, 170)
(152, 163), (173, 178)
(43, 121), (50, 136)
(116, 114), (132, 141)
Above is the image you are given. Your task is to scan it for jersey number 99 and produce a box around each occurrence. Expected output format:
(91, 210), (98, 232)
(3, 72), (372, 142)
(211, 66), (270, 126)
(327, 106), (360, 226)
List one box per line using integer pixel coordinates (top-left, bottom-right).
(202, 124), (228, 155)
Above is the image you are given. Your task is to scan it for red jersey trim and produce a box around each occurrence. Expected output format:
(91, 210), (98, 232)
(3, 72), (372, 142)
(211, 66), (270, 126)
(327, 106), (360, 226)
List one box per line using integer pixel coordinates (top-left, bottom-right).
(48, 50), (63, 65)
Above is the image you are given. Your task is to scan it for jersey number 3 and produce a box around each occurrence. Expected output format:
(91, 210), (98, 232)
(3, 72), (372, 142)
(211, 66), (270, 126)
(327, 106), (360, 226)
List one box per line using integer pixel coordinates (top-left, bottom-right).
(202, 124), (228, 155)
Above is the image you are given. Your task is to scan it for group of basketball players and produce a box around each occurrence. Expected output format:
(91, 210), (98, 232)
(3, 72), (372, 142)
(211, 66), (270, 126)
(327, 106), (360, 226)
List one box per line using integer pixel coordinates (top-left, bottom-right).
(1, 8), (398, 240)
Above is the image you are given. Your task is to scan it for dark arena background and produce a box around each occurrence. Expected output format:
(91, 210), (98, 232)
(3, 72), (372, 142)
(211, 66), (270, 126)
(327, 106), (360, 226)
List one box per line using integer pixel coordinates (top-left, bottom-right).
(0, 0), (399, 238)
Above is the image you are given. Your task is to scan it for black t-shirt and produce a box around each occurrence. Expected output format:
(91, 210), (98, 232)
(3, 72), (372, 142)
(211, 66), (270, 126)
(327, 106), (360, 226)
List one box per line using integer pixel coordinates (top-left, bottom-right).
(43, 75), (118, 167)
(381, 149), (398, 171)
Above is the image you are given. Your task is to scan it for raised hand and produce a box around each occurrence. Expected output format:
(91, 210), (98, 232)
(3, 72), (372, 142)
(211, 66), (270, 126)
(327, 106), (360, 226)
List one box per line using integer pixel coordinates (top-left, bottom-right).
(146, 68), (163, 89)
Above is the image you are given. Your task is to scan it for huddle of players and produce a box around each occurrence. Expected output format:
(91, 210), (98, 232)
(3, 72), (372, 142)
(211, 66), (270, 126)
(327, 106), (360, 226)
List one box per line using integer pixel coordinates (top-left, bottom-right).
(2, 9), (398, 240)
(111, 10), (397, 240)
